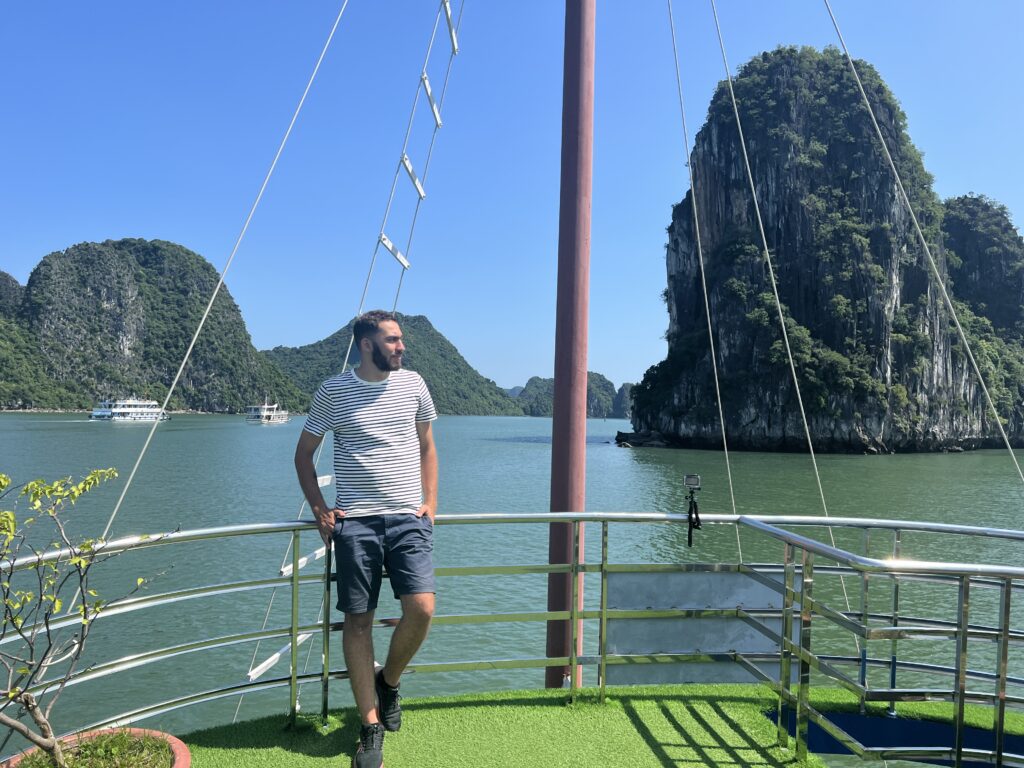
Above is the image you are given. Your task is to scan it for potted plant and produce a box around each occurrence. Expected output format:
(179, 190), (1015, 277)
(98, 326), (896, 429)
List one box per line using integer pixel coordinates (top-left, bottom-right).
(0, 470), (189, 767)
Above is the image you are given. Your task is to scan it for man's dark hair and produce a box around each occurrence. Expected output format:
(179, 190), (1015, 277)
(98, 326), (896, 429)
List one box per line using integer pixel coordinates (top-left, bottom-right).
(353, 310), (397, 346)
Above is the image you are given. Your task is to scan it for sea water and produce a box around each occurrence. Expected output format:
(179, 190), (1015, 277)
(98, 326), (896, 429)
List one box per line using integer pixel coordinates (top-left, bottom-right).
(2, 413), (1023, 739)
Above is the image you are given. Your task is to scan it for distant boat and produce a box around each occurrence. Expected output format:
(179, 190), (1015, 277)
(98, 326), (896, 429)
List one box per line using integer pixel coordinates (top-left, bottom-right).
(90, 398), (169, 422)
(245, 399), (291, 425)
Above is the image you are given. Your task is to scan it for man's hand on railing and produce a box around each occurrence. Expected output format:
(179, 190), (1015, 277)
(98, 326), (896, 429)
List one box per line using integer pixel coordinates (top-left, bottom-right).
(314, 506), (343, 545)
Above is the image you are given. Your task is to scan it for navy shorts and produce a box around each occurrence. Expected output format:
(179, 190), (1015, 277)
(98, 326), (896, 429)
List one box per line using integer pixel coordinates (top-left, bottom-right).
(331, 513), (435, 614)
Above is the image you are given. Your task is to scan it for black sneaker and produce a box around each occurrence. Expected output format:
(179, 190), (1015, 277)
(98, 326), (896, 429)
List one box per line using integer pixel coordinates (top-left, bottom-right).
(375, 669), (402, 732)
(352, 723), (384, 768)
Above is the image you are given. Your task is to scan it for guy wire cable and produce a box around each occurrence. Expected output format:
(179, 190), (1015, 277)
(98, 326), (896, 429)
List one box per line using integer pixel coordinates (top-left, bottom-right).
(708, 0), (858, 633)
(665, 0), (742, 563)
(65, 0), (353, 621)
(823, 0), (1024, 487)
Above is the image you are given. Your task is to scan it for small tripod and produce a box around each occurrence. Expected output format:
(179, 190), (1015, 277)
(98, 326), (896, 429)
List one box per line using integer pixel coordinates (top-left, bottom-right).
(684, 475), (702, 548)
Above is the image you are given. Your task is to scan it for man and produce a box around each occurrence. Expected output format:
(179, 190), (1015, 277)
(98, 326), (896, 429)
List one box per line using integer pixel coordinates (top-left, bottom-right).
(294, 310), (438, 768)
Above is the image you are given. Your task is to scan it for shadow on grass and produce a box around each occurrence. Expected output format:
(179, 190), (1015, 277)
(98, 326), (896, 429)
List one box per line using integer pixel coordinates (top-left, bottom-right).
(184, 713), (357, 760)
(619, 690), (797, 768)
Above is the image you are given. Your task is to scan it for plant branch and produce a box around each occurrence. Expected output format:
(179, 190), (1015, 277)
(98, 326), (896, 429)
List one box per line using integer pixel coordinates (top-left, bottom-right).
(0, 706), (54, 750)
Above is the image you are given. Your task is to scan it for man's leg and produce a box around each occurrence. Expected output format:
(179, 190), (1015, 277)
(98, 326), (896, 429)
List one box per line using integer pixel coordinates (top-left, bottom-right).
(382, 592), (435, 686)
(343, 610), (380, 725)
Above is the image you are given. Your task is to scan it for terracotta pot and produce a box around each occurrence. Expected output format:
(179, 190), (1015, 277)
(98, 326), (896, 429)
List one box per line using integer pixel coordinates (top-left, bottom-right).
(1, 727), (189, 767)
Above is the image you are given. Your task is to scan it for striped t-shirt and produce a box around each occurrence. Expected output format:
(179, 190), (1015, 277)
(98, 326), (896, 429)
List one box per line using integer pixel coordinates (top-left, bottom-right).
(303, 368), (437, 517)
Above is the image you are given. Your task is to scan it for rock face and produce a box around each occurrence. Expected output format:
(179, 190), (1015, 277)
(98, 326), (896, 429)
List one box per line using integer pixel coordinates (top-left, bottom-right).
(632, 47), (1024, 452)
(8, 239), (304, 411)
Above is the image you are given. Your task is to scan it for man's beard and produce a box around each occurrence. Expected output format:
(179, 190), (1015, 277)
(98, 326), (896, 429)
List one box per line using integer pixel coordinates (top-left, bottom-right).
(371, 341), (402, 371)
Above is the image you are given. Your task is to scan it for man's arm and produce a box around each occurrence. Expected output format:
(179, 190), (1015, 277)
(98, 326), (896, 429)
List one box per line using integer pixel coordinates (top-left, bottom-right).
(294, 429), (338, 544)
(416, 421), (438, 521)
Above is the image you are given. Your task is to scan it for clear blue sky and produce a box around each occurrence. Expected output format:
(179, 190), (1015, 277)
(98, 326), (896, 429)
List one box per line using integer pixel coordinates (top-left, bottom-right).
(2, 2), (1021, 390)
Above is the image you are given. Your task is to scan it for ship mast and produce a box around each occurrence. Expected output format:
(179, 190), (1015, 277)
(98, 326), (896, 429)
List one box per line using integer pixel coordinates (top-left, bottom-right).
(546, 0), (595, 689)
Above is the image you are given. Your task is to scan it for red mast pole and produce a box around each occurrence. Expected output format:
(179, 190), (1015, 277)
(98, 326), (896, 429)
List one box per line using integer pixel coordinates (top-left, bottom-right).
(545, 0), (595, 689)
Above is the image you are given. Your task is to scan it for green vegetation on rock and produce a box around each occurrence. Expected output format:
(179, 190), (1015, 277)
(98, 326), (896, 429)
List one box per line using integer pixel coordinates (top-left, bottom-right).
(3, 239), (304, 412)
(3, 239), (633, 417)
(516, 373), (631, 418)
(944, 194), (1024, 333)
(633, 46), (1024, 452)
(263, 313), (524, 416)
(0, 271), (22, 320)
(0, 317), (86, 409)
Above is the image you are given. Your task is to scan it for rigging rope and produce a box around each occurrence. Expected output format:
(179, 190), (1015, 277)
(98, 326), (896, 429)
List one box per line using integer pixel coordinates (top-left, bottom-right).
(93, 0), (353, 546)
(66, 1), (353, 626)
(822, 0), (1024, 487)
(707, 0), (857, 630)
(665, 0), (741, 562)
(708, 0), (829, 518)
(240, 0), (466, 713)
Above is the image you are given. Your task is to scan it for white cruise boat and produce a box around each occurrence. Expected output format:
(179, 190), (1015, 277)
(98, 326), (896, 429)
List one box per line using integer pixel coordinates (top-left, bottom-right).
(90, 398), (169, 422)
(245, 399), (291, 425)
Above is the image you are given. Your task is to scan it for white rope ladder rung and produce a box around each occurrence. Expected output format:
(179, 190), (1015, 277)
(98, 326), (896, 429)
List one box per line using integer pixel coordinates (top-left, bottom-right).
(401, 153), (427, 199)
(421, 72), (443, 128)
(279, 545), (328, 578)
(248, 633), (314, 682)
(379, 233), (411, 269)
(443, 0), (459, 55)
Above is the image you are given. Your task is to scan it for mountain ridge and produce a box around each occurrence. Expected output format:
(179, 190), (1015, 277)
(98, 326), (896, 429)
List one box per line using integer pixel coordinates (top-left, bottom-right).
(3, 240), (631, 417)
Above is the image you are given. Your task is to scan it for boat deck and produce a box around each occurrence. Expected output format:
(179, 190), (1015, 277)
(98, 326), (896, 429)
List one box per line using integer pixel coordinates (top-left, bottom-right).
(7, 512), (1024, 767)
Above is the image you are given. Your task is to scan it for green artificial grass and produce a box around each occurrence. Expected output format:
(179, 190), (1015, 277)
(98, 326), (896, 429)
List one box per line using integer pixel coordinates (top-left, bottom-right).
(184, 684), (826, 768)
(183, 683), (1024, 767)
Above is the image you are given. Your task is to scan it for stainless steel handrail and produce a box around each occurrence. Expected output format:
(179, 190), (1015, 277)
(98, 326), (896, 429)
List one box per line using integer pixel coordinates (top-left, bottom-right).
(3, 511), (1022, 768)
(740, 516), (1024, 579)
(10, 511), (1024, 572)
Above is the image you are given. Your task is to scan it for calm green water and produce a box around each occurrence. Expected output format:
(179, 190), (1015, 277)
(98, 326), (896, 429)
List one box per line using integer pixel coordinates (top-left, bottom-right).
(2, 413), (1023, 743)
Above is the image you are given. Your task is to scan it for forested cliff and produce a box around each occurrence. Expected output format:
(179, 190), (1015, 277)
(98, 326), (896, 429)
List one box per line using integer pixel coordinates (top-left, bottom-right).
(632, 46), (1024, 452)
(2, 241), (543, 415)
(2, 239), (305, 411)
(264, 313), (524, 416)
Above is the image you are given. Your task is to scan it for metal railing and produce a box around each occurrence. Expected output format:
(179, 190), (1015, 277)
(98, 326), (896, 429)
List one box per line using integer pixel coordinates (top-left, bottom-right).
(3, 512), (1023, 767)
(739, 515), (1024, 768)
